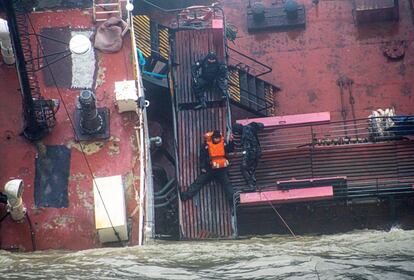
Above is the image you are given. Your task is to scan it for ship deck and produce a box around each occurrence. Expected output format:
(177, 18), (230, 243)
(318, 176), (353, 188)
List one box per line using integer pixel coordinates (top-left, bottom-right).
(0, 8), (140, 251)
(1, 0), (414, 249)
(165, 0), (414, 238)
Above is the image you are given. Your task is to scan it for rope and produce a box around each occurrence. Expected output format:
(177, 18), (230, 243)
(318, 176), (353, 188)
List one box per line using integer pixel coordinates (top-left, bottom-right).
(0, 212), (10, 223)
(136, 48), (168, 78)
(260, 192), (296, 238)
(26, 213), (36, 251)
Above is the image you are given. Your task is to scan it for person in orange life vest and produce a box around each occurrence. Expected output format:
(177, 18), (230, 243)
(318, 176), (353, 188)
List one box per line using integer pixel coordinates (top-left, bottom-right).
(180, 129), (235, 203)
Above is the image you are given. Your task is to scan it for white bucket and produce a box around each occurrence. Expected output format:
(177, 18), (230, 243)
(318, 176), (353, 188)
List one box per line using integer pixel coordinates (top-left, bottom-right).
(1, 45), (15, 65)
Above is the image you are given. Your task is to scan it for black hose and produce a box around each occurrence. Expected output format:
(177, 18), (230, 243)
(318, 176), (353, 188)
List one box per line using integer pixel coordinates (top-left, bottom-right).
(0, 212), (10, 223)
(26, 214), (36, 251)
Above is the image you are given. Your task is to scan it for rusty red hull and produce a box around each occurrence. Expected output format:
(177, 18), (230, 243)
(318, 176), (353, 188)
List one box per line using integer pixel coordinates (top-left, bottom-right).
(223, 0), (414, 119)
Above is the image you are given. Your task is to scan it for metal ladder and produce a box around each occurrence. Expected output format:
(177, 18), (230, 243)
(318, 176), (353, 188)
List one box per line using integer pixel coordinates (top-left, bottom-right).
(92, 0), (122, 22)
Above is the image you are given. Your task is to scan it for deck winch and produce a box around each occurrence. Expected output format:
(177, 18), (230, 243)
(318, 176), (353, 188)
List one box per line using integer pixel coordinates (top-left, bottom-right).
(251, 2), (265, 22)
(247, 0), (306, 32)
(285, 0), (299, 19)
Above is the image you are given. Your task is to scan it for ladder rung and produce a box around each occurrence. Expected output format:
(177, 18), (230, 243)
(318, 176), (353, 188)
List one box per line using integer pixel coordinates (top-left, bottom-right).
(95, 3), (119, 7)
(96, 11), (121, 14)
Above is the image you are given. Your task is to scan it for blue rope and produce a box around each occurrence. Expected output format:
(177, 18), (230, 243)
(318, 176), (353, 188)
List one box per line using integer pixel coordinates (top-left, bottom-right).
(143, 71), (167, 78)
(136, 48), (167, 78)
(136, 48), (146, 66)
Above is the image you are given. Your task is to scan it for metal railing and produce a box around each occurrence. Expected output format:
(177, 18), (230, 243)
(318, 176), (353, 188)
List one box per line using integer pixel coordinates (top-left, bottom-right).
(228, 80), (274, 116)
(248, 117), (414, 152)
(5, 1), (57, 141)
(230, 116), (414, 200)
(227, 45), (272, 78)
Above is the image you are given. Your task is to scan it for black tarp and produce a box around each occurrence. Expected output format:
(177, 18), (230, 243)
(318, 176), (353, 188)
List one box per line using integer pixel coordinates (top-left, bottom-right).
(34, 145), (71, 208)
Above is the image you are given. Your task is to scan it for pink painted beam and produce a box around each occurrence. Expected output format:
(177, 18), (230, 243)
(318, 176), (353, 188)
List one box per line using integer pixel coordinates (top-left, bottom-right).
(237, 112), (331, 127)
(212, 19), (224, 50)
(239, 186), (334, 205)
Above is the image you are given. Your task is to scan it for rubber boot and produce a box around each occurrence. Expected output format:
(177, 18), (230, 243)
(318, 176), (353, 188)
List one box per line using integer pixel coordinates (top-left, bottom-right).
(180, 191), (190, 201)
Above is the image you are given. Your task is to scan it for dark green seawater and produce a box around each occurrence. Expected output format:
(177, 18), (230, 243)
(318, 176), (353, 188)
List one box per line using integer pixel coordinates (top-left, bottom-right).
(1, 229), (414, 279)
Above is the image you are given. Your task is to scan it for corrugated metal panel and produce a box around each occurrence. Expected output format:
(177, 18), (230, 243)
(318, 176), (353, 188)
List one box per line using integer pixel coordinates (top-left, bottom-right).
(172, 29), (232, 239)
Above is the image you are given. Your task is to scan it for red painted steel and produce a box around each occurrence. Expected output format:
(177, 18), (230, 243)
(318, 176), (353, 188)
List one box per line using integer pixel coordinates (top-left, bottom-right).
(222, 0), (414, 119)
(0, 10), (139, 251)
(173, 29), (232, 239)
(236, 112), (331, 127)
(240, 186), (334, 205)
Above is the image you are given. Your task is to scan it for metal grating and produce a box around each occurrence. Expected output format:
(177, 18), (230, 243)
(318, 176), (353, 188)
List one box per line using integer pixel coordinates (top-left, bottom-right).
(133, 15), (152, 58)
(172, 29), (232, 239)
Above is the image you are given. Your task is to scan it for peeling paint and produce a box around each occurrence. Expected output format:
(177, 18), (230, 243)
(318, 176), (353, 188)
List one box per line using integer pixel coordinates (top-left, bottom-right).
(69, 172), (87, 182)
(124, 172), (140, 200)
(108, 136), (121, 155)
(74, 179), (94, 211)
(69, 173), (94, 210)
(35, 141), (47, 157)
(53, 215), (76, 227)
(67, 140), (105, 155)
(42, 223), (54, 230)
(130, 134), (139, 152)
(95, 57), (107, 89)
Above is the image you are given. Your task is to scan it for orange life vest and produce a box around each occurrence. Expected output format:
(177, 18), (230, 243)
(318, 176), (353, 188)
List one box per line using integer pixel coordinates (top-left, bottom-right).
(204, 131), (229, 169)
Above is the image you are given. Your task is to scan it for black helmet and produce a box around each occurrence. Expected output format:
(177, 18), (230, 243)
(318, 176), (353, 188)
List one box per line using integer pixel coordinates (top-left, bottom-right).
(206, 51), (217, 60)
(232, 123), (244, 134)
(212, 129), (221, 138)
(250, 122), (265, 131)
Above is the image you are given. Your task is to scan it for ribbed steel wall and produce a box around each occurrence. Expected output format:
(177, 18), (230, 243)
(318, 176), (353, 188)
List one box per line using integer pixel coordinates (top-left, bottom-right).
(228, 124), (414, 192)
(171, 29), (232, 239)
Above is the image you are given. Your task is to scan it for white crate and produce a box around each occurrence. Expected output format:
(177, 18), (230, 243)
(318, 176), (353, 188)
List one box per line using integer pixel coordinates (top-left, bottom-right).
(93, 175), (128, 243)
(115, 80), (138, 113)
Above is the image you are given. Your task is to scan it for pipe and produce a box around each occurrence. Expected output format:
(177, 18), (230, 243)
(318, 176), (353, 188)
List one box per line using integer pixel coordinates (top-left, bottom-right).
(0, 18), (15, 64)
(4, 179), (26, 222)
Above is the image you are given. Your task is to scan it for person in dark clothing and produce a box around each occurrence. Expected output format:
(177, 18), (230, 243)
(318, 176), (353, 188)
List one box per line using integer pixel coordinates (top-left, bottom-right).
(180, 130), (235, 204)
(192, 51), (229, 109)
(232, 122), (265, 190)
